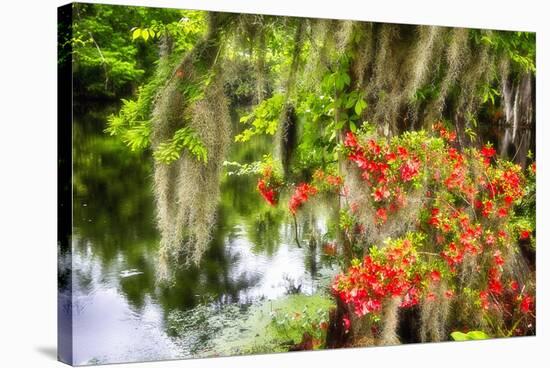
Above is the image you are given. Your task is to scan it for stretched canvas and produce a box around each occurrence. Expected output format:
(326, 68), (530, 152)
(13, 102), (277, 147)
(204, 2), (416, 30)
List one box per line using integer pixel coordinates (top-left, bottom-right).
(58, 2), (536, 366)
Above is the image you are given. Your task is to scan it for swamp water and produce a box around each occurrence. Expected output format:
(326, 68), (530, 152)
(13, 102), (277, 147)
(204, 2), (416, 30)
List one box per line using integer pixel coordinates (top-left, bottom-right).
(60, 103), (338, 365)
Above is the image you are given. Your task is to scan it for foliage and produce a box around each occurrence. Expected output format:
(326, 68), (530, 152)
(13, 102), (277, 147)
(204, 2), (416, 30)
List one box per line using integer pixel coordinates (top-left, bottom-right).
(511, 160), (536, 249)
(475, 31), (536, 73)
(104, 10), (209, 164)
(267, 294), (334, 350)
(153, 126), (208, 164)
(104, 58), (171, 151)
(332, 233), (425, 320)
(71, 3), (184, 97)
(235, 94), (286, 142)
(450, 330), (490, 341)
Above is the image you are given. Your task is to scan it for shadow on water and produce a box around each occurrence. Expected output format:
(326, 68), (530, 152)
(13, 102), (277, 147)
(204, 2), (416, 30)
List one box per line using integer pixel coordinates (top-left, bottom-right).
(69, 102), (337, 364)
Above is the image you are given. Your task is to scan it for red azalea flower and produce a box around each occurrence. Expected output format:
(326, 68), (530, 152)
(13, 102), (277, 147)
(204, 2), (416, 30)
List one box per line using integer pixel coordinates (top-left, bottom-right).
(480, 145), (496, 159)
(400, 158), (421, 182)
(519, 230), (531, 240)
(257, 178), (278, 206)
(520, 295), (533, 314)
(385, 152), (397, 163)
(289, 183), (318, 214)
(482, 200), (494, 217)
(344, 131), (358, 148)
(493, 250), (505, 266)
(342, 314), (351, 332)
(497, 207), (508, 218)
(429, 270), (441, 282)
(488, 277), (503, 295)
(373, 186), (390, 201)
(367, 139), (381, 155)
(376, 207), (387, 224)
(397, 146), (409, 160)
(428, 208), (440, 227)
(480, 290), (490, 310)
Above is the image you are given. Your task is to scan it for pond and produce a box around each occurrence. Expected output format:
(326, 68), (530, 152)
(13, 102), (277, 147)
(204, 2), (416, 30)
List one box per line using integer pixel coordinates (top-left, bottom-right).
(61, 102), (339, 365)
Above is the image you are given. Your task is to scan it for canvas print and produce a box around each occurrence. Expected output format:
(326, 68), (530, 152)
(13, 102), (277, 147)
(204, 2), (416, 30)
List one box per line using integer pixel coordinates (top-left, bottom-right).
(58, 2), (536, 366)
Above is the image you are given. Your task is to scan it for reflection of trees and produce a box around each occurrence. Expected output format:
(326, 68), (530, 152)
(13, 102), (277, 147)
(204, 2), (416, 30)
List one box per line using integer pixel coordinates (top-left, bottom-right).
(73, 102), (157, 265)
(71, 104), (337, 326)
(244, 206), (285, 256)
(73, 102), (161, 311)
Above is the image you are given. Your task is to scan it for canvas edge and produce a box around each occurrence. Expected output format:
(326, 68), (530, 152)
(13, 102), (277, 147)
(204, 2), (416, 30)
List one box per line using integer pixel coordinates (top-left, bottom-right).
(58, 2), (75, 366)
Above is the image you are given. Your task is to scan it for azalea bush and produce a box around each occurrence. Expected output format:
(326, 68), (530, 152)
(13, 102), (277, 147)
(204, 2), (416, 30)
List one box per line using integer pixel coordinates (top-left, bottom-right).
(256, 123), (536, 343)
(331, 233), (425, 318)
(333, 124), (535, 342)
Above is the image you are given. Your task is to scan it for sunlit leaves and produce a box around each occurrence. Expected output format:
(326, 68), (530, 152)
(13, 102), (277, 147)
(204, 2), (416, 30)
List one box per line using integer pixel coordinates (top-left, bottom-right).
(475, 30), (536, 73)
(153, 127), (208, 164)
(481, 85), (500, 105)
(450, 331), (490, 341)
(235, 94), (285, 142)
(131, 26), (159, 42)
(322, 70), (351, 92)
(132, 28), (141, 40)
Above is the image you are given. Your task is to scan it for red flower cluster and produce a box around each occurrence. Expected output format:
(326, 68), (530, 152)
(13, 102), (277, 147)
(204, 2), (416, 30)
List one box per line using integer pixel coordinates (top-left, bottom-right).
(257, 166), (281, 206)
(519, 295), (533, 314)
(435, 211), (484, 270)
(289, 183), (318, 214)
(258, 179), (277, 205)
(433, 122), (457, 142)
(480, 144), (497, 165)
(400, 158), (421, 182)
(312, 169), (344, 190)
(343, 131), (424, 225)
(337, 125), (534, 335)
(519, 230), (531, 240)
(332, 237), (422, 317)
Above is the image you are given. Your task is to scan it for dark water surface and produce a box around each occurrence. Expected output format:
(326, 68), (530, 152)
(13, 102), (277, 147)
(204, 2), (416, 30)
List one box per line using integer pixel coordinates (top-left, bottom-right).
(65, 103), (337, 365)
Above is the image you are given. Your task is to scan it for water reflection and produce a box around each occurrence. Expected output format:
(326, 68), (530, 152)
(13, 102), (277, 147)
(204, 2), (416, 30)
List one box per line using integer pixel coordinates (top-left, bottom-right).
(69, 103), (337, 364)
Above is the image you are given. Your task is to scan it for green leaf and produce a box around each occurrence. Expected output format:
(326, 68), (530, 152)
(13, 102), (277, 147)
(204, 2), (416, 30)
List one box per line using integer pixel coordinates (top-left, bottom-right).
(153, 126), (208, 164)
(451, 331), (490, 341)
(467, 331), (489, 340)
(451, 332), (469, 341)
(354, 99), (367, 116)
(342, 72), (351, 86)
(349, 121), (357, 133)
(141, 28), (149, 41)
(132, 28), (141, 40)
(345, 92), (358, 109)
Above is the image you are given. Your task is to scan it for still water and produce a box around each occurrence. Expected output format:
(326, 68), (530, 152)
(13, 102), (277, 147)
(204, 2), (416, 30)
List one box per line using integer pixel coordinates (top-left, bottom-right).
(64, 103), (337, 365)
